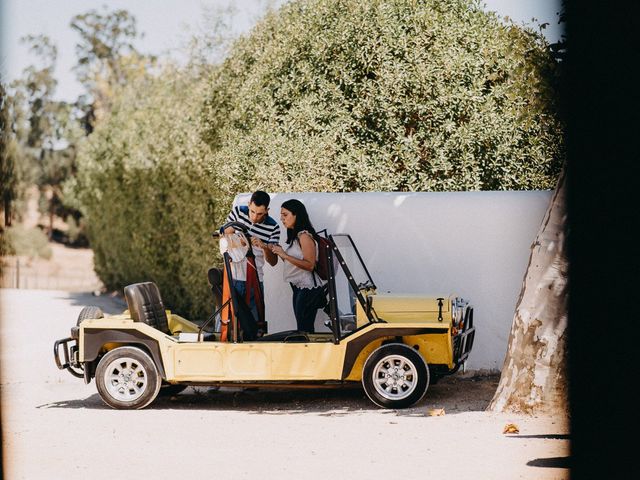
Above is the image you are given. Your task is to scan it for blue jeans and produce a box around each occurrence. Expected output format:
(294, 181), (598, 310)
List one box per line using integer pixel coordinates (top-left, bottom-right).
(291, 284), (326, 333)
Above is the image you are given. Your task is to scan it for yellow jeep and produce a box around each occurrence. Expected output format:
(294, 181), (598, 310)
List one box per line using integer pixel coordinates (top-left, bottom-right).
(54, 228), (475, 410)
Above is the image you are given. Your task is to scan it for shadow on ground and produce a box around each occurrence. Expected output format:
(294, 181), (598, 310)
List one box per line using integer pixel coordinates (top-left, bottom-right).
(61, 291), (127, 314)
(37, 374), (500, 415)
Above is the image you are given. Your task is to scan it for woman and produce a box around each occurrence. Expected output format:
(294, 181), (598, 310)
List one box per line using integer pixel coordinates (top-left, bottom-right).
(270, 199), (326, 333)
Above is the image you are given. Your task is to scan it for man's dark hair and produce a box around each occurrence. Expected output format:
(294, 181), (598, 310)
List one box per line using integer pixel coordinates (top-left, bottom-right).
(250, 190), (271, 207)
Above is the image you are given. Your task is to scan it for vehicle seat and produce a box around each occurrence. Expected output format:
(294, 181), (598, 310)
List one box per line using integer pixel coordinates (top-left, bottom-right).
(207, 267), (223, 311)
(124, 282), (170, 334)
(253, 330), (309, 342)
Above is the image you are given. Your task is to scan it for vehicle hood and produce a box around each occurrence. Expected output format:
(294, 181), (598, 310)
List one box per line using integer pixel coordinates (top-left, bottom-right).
(370, 293), (451, 323)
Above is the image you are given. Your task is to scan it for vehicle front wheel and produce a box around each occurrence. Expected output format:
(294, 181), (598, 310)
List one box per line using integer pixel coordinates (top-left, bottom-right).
(362, 343), (429, 409)
(95, 347), (161, 410)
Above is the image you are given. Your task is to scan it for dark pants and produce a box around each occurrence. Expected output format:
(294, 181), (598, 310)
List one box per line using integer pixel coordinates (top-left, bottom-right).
(233, 280), (263, 323)
(291, 284), (326, 333)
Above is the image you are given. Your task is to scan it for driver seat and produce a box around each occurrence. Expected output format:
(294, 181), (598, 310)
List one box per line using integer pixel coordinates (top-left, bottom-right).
(207, 267), (223, 311)
(124, 282), (170, 334)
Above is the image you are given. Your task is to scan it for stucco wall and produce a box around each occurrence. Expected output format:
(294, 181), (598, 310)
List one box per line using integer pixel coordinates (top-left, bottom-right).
(231, 191), (552, 372)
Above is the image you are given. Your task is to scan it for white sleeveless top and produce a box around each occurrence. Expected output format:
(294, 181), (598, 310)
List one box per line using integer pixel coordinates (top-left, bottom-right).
(283, 231), (326, 289)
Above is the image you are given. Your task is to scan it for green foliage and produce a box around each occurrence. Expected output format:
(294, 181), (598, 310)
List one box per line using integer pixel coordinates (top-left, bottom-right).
(70, 7), (157, 128)
(1, 81), (17, 221)
(73, 0), (564, 319)
(69, 67), (220, 318)
(71, 7), (144, 89)
(1, 79), (31, 226)
(203, 0), (564, 192)
(3, 225), (52, 260)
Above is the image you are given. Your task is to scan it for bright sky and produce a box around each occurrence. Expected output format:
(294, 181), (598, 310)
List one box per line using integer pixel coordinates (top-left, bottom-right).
(0, 0), (563, 102)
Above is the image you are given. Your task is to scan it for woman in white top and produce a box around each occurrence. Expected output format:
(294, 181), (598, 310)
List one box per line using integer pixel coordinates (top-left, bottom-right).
(270, 199), (327, 333)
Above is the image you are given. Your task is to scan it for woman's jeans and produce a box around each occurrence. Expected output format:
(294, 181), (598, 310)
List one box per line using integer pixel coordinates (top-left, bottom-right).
(291, 284), (326, 333)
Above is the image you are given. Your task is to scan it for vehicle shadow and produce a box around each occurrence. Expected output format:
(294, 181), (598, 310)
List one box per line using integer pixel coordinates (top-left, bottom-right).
(61, 291), (127, 315)
(36, 374), (500, 415)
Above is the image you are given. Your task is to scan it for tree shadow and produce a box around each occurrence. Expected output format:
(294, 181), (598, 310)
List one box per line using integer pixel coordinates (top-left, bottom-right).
(526, 457), (570, 468)
(60, 291), (127, 314)
(511, 434), (570, 440)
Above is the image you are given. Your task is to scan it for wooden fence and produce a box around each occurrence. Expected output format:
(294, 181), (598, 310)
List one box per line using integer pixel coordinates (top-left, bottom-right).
(0, 258), (103, 292)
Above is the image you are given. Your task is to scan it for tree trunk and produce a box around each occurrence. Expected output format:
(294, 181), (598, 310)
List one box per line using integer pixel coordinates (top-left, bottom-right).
(488, 170), (568, 415)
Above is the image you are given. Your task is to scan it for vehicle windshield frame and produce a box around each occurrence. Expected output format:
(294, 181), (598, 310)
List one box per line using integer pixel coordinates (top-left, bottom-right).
(327, 234), (379, 339)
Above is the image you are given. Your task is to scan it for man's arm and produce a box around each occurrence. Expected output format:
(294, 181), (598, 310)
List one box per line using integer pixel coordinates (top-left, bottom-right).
(264, 224), (281, 266)
(223, 206), (238, 234)
(263, 243), (278, 266)
(251, 237), (278, 265)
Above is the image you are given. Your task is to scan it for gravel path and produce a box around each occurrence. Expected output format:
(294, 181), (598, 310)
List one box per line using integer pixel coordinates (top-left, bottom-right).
(1, 288), (569, 480)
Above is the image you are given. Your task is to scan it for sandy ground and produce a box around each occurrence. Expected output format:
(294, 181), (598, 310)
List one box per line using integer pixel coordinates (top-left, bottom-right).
(0, 288), (569, 480)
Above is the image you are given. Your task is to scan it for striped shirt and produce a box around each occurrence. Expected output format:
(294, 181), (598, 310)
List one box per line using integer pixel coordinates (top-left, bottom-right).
(226, 205), (281, 281)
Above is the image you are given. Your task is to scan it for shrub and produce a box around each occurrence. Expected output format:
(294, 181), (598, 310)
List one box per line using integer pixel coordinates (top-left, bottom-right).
(69, 68), (220, 318)
(203, 0), (563, 193)
(3, 225), (52, 260)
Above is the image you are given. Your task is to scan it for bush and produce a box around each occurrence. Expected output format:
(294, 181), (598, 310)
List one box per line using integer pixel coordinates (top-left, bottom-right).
(69, 68), (220, 319)
(203, 0), (564, 193)
(3, 225), (52, 260)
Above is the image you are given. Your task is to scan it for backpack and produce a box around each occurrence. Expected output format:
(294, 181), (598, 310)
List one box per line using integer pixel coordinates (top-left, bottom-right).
(314, 230), (331, 281)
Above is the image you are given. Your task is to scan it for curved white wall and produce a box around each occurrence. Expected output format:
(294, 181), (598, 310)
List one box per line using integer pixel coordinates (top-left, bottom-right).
(231, 191), (552, 372)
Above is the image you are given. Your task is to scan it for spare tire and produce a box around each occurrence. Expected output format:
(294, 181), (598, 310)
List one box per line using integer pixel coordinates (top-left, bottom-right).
(77, 306), (104, 326)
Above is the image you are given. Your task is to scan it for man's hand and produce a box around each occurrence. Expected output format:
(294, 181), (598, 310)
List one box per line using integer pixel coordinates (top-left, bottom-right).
(263, 241), (279, 266)
(251, 237), (266, 250)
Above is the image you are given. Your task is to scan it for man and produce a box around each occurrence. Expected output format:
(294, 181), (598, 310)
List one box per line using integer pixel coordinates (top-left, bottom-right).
(223, 190), (280, 332)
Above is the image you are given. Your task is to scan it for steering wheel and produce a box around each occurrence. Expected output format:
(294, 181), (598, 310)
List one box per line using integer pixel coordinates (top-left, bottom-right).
(212, 221), (249, 238)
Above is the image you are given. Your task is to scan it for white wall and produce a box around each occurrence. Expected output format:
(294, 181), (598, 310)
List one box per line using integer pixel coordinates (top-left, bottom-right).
(231, 191), (552, 373)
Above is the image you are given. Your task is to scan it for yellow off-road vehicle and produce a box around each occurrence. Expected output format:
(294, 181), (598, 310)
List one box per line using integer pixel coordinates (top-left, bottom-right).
(54, 223), (475, 410)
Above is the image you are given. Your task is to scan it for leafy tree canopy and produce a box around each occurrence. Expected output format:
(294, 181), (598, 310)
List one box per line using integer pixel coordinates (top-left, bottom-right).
(203, 0), (563, 194)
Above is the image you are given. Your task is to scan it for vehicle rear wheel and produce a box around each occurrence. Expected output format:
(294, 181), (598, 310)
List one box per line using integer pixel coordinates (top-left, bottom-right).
(362, 343), (429, 409)
(77, 306), (104, 325)
(95, 347), (161, 409)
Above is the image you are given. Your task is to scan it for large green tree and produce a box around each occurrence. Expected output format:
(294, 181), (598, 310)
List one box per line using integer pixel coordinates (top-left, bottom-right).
(10, 35), (84, 238)
(203, 0), (564, 195)
(71, 7), (155, 127)
(1, 80), (18, 228)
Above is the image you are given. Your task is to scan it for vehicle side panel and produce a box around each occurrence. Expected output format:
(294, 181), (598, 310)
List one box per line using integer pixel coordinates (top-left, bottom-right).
(169, 342), (346, 381)
(403, 333), (454, 369)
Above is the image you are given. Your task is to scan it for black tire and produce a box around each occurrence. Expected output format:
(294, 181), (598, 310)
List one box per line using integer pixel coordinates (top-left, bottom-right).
(95, 346), (161, 409)
(77, 306), (104, 326)
(362, 343), (429, 409)
(158, 383), (188, 396)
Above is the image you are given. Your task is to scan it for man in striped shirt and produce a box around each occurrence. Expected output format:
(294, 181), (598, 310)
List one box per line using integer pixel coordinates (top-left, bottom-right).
(224, 191), (280, 326)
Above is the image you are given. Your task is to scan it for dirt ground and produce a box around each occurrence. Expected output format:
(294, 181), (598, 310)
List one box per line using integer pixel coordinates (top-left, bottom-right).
(0, 288), (570, 480)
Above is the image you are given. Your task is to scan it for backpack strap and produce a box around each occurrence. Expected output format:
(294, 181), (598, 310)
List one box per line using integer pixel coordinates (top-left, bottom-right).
(311, 229), (328, 287)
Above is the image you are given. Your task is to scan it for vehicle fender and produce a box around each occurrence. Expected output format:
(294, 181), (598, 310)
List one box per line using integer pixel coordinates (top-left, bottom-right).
(341, 327), (438, 380)
(82, 328), (166, 378)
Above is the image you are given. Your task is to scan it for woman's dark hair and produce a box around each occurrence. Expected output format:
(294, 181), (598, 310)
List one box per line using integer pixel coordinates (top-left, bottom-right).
(281, 199), (316, 244)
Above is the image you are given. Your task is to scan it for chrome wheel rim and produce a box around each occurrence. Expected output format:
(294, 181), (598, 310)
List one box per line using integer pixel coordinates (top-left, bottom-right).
(372, 354), (418, 401)
(103, 356), (148, 402)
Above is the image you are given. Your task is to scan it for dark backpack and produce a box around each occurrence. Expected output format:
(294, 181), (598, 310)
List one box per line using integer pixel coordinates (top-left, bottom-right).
(314, 230), (331, 281)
